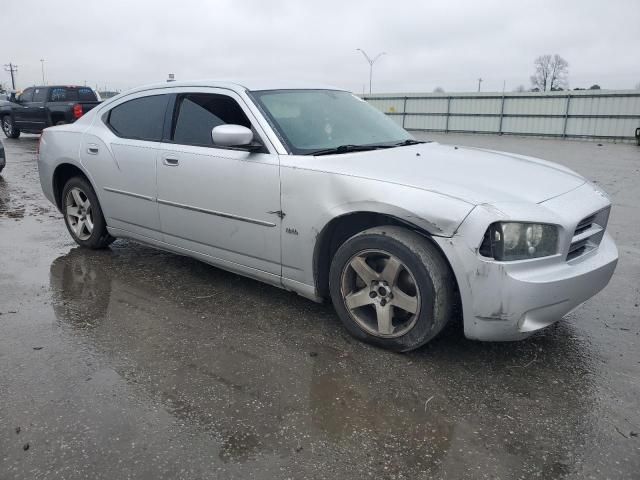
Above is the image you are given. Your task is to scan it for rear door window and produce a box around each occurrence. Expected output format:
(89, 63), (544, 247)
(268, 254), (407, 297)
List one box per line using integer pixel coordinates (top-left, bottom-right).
(106, 95), (169, 141)
(172, 93), (251, 147)
(50, 88), (72, 101)
(32, 88), (47, 102)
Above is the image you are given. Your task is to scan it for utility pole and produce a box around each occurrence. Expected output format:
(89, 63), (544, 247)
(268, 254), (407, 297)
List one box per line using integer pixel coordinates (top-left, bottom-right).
(40, 59), (45, 84)
(356, 49), (386, 94)
(4, 63), (18, 89)
(477, 77), (483, 92)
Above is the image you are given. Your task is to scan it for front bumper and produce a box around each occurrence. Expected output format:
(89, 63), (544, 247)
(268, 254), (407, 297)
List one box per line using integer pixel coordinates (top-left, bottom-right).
(435, 183), (618, 341)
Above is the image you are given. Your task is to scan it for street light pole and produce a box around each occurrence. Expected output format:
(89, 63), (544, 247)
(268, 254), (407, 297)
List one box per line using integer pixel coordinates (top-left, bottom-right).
(356, 49), (386, 94)
(40, 59), (45, 84)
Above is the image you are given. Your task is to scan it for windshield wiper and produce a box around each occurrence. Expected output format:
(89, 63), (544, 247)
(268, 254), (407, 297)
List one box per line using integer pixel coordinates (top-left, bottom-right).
(394, 139), (426, 146)
(306, 144), (393, 156)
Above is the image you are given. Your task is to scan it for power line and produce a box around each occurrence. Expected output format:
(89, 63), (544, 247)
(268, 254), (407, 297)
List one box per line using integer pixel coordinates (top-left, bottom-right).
(4, 63), (18, 90)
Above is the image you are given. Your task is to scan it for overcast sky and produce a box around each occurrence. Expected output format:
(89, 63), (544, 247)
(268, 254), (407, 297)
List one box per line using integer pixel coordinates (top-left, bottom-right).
(2, 0), (639, 94)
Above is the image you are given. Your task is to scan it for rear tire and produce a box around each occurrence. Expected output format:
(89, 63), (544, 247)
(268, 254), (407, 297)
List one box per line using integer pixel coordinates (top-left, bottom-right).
(329, 226), (455, 352)
(2, 116), (20, 138)
(62, 177), (114, 249)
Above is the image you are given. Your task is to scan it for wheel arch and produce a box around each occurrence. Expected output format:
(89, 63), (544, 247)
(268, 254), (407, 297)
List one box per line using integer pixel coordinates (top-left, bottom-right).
(312, 210), (461, 302)
(52, 163), (94, 210)
(0, 109), (15, 120)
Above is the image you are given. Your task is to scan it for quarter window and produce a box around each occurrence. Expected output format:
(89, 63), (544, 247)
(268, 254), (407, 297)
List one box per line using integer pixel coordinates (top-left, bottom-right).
(172, 94), (251, 147)
(107, 95), (168, 141)
(78, 88), (97, 101)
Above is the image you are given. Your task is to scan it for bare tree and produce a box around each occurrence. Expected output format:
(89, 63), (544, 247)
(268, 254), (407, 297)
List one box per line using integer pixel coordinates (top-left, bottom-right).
(530, 54), (569, 91)
(514, 85), (526, 92)
(433, 87), (444, 93)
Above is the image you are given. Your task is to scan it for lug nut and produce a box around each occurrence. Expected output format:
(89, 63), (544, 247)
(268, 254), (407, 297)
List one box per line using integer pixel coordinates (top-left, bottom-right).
(369, 291), (377, 298)
(380, 299), (387, 306)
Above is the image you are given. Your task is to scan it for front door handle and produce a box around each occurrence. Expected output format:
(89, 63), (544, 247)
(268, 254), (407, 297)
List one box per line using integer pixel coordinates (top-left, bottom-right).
(163, 157), (180, 166)
(87, 144), (99, 154)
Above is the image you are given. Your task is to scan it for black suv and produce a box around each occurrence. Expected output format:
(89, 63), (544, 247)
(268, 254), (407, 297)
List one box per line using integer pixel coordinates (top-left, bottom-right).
(0, 85), (101, 138)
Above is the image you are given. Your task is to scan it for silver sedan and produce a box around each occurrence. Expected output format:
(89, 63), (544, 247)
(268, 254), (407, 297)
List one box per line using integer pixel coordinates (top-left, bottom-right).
(37, 81), (618, 351)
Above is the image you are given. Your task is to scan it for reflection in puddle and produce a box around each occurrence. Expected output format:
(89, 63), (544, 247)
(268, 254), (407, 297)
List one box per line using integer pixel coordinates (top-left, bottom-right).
(49, 246), (599, 477)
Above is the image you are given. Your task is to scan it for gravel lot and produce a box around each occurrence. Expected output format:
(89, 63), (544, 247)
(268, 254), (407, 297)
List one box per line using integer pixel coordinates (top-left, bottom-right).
(0, 133), (638, 479)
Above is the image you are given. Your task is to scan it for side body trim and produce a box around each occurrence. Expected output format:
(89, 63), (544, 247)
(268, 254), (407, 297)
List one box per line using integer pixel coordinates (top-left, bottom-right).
(104, 186), (154, 201)
(156, 198), (276, 227)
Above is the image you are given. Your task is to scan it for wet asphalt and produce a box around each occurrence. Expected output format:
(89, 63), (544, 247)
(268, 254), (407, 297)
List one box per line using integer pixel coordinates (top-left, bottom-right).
(0, 133), (638, 480)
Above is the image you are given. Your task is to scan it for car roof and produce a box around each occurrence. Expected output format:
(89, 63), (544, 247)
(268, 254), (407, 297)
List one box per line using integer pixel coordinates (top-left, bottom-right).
(123, 79), (348, 95)
(27, 85), (94, 89)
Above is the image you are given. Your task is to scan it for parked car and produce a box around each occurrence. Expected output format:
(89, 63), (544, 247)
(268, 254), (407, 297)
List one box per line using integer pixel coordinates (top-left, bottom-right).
(37, 81), (618, 351)
(0, 140), (5, 173)
(1, 85), (101, 138)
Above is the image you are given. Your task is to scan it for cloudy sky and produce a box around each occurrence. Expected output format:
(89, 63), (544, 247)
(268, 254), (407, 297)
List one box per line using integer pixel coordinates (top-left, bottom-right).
(2, 0), (639, 94)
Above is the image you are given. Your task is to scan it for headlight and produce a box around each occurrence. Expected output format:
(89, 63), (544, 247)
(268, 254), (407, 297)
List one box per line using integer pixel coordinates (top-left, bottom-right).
(479, 222), (559, 261)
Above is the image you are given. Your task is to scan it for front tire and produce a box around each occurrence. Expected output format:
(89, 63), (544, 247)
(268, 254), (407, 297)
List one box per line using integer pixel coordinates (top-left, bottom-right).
(2, 116), (20, 139)
(62, 177), (114, 249)
(329, 226), (455, 352)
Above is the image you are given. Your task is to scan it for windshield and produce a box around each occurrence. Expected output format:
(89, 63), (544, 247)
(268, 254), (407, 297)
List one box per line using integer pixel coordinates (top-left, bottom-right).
(250, 89), (413, 155)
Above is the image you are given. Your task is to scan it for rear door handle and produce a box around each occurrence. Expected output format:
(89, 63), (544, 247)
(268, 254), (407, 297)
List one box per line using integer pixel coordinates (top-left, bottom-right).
(87, 144), (99, 154)
(163, 157), (180, 166)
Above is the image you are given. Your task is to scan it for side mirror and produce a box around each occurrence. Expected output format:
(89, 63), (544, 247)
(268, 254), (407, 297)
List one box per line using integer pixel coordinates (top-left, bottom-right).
(9, 91), (18, 103)
(212, 124), (257, 149)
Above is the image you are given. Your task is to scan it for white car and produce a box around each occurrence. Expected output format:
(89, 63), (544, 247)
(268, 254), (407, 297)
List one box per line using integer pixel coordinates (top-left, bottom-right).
(37, 81), (618, 351)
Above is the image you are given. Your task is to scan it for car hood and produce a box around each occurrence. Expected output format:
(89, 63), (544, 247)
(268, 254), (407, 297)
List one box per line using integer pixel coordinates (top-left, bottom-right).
(301, 142), (586, 205)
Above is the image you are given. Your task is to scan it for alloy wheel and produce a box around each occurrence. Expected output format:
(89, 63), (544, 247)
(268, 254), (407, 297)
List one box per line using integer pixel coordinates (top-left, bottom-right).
(2, 117), (12, 136)
(340, 249), (421, 338)
(65, 187), (94, 241)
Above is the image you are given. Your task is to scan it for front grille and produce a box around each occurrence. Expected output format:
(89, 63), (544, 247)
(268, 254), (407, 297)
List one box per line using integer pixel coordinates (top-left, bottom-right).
(574, 215), (596, 236)
(567, 207), (610, 261)
(567, 240), (588, 261)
